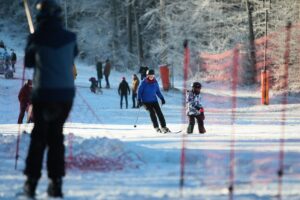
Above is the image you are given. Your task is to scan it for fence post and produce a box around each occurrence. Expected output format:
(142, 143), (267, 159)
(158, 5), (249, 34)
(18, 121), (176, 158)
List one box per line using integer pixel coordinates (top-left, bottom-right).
(261, 9), (269, 105)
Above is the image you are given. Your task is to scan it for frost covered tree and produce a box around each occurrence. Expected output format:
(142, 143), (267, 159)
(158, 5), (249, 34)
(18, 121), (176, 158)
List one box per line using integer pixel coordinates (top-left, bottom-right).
(1, 0), (299, 90)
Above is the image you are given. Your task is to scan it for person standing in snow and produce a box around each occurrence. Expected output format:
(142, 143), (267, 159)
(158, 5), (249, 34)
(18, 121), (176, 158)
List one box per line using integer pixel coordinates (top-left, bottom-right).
(138, 65), (148, 80)
(95, 57), (103, 88)
(22, 0), (78, 198)
(17, 79), (32, 124)
(118, 77), (130, 109)
(137, 69), (170, 133)
(3, 49), (11, 71)
(11, 49), (17, 72)
(104, 58), (111, 88)
(0, 40), (5, 49)
(186, 82), (206, 134)
(131, 74), (139, 108)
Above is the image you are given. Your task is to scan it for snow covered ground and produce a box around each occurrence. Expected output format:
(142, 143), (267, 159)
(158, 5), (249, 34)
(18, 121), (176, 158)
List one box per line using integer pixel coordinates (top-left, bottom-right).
(1, 28), (300, 199)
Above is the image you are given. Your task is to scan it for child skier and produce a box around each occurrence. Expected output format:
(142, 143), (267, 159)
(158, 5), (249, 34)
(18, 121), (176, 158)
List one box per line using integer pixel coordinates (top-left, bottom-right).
(186, 82), (206, 134)
(138, 69), (170, 133)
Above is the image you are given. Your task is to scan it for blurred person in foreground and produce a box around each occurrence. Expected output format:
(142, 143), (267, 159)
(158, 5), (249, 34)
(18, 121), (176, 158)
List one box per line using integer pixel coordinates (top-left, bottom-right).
(22, 0), (78, 198)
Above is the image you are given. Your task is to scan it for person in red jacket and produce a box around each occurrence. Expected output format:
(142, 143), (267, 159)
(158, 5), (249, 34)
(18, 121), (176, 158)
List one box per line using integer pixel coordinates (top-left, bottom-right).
(18, 79), (32, 124)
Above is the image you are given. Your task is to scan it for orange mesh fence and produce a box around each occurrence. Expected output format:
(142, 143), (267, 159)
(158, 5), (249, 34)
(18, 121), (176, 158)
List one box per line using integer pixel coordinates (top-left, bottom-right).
(199, 22), (300, 89)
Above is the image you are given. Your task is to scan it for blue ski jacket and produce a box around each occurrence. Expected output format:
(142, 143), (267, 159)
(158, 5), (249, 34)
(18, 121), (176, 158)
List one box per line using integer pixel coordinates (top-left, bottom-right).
(138, 78), (164, 103)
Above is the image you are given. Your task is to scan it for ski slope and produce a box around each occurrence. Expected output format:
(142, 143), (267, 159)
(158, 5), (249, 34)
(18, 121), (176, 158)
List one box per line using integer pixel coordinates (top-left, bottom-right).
(1, 34), (300, 200)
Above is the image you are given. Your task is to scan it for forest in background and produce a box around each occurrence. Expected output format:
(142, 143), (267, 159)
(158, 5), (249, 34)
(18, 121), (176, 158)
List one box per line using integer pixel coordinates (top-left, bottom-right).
(0, 0), (299, 91)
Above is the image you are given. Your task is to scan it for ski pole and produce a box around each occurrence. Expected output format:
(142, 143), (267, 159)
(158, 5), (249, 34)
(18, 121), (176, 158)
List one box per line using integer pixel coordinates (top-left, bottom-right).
(133, 107), (141, 128)
(15, 125), (21, 170)
(15, 0), (35, 170)
(23, 0), (35, 34)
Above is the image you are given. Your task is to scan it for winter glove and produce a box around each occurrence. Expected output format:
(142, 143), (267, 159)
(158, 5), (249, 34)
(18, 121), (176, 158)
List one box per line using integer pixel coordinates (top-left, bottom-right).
(199, 107), (204, 113)
(161, 98), (166, 105)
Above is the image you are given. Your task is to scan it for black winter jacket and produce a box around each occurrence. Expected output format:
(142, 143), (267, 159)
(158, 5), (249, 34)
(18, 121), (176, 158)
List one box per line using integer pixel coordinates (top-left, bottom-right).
(25, 18), (78, 102)
(118, 80), (130, 95)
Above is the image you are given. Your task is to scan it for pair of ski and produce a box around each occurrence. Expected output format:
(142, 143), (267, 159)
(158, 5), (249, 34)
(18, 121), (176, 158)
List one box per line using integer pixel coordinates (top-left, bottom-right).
(16, 192), (61, 200)
(157, 130), (182, 134)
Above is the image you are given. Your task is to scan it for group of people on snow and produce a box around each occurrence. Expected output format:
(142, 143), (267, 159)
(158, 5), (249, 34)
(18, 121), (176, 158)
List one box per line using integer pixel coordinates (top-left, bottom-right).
(0, 40), (17, 73)
(93, 57), (111, 89)
(88, 58), (110, 93)
(16, 0), (206, 199)
(115, 68), (206, 134)
(117, 74), (139, 109)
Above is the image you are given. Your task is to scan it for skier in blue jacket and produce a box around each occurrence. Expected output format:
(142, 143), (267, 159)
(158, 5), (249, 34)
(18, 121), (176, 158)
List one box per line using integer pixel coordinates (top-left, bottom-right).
(138, 69), (170, 133)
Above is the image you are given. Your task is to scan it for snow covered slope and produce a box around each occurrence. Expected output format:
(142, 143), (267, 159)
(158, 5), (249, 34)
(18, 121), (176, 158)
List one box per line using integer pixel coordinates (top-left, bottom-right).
(1, 23), (300, 200)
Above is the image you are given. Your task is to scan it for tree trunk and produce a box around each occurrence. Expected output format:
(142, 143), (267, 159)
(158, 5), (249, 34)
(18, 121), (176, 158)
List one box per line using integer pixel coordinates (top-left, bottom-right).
(127, 0), (133, 54)
(160, 0), (167, 64)
(133, 0), (143, 66)
(112, 0), (118, 64)
(246, 0), (257, 84)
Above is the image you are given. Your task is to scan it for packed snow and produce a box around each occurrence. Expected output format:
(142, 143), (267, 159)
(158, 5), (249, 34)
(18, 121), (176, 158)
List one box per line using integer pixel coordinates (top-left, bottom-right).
(1, 25), (300, 200)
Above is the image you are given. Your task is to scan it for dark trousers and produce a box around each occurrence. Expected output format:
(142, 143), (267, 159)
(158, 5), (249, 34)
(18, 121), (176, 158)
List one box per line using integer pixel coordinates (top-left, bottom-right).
(12, 61), (16, 72)
(24, 101), (72, 179)
(18, 102), (28, 124)
(132, 93), (137, 108)
(97, 78), (102, 88)
(120, 94), (128, 109)
(188, 115), (204, 132)
(144, 102), (166, 128)
(104, 75), (110, 88)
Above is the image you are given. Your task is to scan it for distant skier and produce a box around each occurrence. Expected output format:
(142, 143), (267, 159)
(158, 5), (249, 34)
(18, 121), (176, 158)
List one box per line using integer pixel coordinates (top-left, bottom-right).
(22, 0), (78, 198)
(0, 40), (5, 49)
(104, 58), (111, 88)
(3, 49), (11, 71)
(138, 69), (170, 133)
(118, 77), (130, 109)
(131, 74), (139, 108)
(11, 49), (17, 72)
(95, 58), (103, 88)
(17, 79), (32, 124)
(138, 65), (149, 80)
(186, 82), (206, 134)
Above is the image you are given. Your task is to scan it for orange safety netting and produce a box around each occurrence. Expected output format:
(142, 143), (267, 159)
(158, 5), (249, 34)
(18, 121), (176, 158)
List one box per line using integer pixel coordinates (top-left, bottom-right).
(199, 22), (300, 86)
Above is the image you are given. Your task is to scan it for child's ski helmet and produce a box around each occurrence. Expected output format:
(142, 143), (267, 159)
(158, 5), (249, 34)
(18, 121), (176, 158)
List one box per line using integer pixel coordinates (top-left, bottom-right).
(192, 82), (201, 89)
(146, 69), (155, 75)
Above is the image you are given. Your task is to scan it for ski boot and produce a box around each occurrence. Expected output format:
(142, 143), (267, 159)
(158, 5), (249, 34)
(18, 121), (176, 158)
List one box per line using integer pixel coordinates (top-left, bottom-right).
(199, 125), (206, 134)
(187, 124), (194, 134)
(47, 178), (63, 198)
(161, 127), (171, 133)
(23, 177), (38, 198)
(155, 127), (162, 133)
